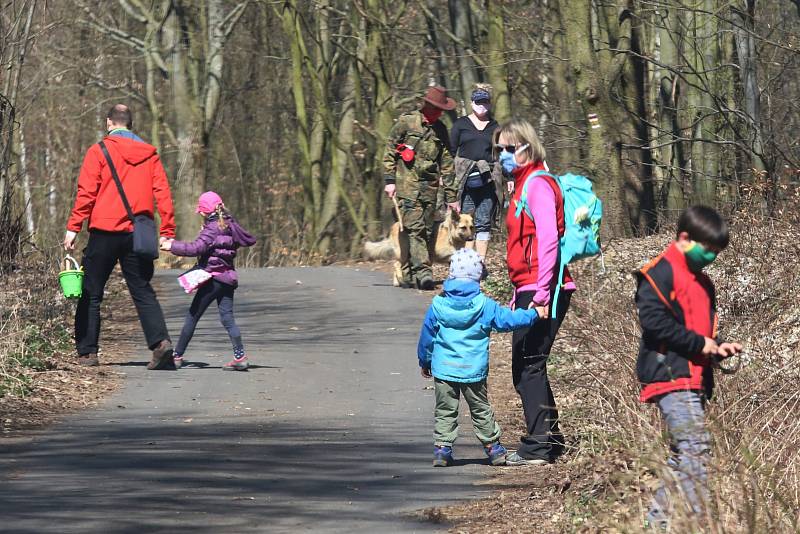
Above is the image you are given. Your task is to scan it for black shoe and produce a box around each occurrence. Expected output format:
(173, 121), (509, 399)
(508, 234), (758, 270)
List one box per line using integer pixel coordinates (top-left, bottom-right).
(147, 340), (175, 370)
(416, 278), (436, 290)
(77, 353), (99, 366)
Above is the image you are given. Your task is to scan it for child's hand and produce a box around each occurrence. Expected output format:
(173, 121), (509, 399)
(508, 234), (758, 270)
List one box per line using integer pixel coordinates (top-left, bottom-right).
(160, 239), (173, 251)
(529, 302), (549, 320)
(701, 336), (719, 356)
(717, 342), (743, 358)
(420, 367), (432, 378)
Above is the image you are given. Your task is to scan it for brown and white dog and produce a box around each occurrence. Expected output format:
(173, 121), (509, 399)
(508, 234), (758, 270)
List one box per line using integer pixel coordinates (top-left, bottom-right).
(364, 210), (475, 287)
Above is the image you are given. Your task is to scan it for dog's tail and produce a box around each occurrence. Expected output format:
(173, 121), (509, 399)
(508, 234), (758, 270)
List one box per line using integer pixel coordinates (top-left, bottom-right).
(363, 238), (396, 261)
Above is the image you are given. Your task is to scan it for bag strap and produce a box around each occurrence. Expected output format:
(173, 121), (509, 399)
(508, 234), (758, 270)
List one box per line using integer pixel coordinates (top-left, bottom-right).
(98, 141), (135, 224)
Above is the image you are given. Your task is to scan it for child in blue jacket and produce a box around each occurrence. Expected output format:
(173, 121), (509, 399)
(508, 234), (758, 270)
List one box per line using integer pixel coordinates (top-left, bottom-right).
(417, 248), (539, 467)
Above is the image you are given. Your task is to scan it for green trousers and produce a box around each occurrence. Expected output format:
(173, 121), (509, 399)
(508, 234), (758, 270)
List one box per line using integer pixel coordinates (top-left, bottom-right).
(434, 377), (502, 447)
(399, 183), (436, 285)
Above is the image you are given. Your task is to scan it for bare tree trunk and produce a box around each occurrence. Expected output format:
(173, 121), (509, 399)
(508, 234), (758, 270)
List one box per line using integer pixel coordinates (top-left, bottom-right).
(449, 0), (478, 103)
(18, 124), (34, 235)
(732, 0), (766, 173)
(560, 0), (628, 237)
(484, 0), (510, 122)
(317, 59), (356, 256)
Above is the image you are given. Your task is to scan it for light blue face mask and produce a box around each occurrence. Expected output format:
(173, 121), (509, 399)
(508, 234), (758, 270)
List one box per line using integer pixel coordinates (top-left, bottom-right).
(499, 150), (518, 173)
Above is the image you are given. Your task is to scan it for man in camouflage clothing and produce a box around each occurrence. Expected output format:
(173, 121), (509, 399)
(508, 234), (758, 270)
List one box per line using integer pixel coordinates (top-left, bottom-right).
(383, 85), (459, 290)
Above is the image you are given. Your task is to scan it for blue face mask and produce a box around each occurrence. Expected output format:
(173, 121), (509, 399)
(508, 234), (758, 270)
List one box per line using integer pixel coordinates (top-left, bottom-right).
(499, 150), (517, 174)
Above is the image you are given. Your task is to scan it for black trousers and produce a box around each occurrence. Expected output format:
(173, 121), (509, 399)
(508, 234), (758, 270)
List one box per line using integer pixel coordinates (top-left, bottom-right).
(75, 230), (170, 356)
(511, 290), (571, 460)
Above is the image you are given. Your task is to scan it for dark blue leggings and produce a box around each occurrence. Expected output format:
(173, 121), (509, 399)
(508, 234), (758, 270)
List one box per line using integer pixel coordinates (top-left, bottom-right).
(175, 279), (243, 357)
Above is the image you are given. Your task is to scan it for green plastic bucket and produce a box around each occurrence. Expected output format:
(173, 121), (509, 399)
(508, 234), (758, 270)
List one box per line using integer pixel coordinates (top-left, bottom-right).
(59, 255), (84, 299)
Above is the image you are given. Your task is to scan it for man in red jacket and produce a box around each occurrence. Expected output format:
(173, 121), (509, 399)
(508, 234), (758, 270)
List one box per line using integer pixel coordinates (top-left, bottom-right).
(64, 104), (176, 370)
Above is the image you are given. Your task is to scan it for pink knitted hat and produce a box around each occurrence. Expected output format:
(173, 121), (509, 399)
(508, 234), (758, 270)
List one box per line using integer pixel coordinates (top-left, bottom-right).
(196, 191), (223, 214)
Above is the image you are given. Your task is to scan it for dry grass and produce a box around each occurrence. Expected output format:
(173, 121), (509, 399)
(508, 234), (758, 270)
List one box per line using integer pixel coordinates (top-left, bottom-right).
(434, 195), (800, 533)
(0, 250), (127, 432)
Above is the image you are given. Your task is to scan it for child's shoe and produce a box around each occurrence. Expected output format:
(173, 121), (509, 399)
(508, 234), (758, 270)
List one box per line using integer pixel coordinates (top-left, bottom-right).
(433, 445), (454, 467)
(173, 355), (185, 369)
(223, 356), (249, 371)
(484, 442), (508, 466)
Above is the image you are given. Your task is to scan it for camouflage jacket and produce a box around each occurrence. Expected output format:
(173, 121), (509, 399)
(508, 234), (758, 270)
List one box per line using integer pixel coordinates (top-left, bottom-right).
(382, 111), (456, 202)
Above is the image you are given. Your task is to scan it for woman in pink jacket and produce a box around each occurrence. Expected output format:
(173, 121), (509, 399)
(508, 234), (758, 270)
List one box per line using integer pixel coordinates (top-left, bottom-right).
(495, 119), (576, 466)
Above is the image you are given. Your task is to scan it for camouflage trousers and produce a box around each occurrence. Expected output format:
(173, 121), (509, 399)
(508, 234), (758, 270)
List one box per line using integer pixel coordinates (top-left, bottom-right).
(398, 187), (437, 285)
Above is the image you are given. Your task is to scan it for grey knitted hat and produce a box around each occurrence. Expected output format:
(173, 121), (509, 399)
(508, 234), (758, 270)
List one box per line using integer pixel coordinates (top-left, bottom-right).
(448, 248), (484, 282)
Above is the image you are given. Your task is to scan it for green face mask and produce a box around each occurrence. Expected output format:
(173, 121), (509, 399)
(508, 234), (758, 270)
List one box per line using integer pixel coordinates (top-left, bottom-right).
(685, 241), (717, 272)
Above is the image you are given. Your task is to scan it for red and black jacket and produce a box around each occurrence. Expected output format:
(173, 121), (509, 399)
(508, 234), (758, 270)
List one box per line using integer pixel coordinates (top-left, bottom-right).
(635, 243), (718, 402)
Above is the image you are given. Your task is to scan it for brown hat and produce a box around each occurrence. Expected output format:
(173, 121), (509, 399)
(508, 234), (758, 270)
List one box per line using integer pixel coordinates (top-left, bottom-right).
(422, 85), (456, 111)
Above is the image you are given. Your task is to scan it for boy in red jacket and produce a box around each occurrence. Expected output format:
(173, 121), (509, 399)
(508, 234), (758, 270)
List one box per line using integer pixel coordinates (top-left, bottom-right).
(636, 206), (742, 528)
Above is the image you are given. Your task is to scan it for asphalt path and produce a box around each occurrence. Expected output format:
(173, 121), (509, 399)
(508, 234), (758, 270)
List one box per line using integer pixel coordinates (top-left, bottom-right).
(0, 267), (495, 533)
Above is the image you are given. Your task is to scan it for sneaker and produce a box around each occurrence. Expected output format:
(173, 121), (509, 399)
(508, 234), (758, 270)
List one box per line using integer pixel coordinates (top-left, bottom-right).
(147, 340), (175, 370)
(643, 518), (669, 531)
(77, 353), (99, 367)
(505, 451), (551, 466)
(173, 355), (185, 369)
(484, 443), (508, 466)
(433, 445), (454, 467)
(223, 356), (249, 371)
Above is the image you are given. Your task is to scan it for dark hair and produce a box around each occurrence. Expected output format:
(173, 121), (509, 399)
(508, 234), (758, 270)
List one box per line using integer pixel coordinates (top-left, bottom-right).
(677, 205), (729, 250)
(107, 104), (132, 129)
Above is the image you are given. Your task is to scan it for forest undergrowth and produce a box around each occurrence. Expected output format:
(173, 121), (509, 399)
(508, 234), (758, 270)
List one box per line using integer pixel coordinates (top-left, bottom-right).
(0, 249), (126, 432)
(433, 191), (800, 533)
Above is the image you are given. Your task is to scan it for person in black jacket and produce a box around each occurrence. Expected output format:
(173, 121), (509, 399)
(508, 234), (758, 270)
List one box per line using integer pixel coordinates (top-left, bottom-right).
(636, 206), (742, 529)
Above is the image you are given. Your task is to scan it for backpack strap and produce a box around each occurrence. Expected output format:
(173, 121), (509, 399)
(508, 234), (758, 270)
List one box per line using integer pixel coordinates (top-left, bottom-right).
(514, 170), (558, 220)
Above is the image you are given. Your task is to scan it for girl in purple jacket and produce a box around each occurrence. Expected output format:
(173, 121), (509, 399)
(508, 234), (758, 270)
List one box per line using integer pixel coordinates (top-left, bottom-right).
(162, 191), (256, 370)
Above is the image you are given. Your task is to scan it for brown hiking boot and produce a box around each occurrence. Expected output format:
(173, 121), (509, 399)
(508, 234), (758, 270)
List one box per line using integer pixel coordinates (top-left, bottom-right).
(147, 340), (175, 370)
(77, 353), (99, 366)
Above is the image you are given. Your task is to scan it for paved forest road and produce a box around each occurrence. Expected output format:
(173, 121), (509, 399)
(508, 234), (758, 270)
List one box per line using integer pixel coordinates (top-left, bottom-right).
(0, 267), (495, 533)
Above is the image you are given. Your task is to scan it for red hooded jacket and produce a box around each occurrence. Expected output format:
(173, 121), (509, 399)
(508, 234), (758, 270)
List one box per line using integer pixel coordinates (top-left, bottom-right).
(67, 135), (175, 237)
(635, 243), (718, 402)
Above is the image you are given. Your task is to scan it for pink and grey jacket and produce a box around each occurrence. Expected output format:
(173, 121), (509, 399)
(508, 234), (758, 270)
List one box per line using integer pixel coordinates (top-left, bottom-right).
(170, 214), (256, 287)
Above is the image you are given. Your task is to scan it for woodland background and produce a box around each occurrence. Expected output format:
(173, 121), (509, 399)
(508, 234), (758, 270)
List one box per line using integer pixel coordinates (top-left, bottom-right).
(2, 2), (800, 532)
(1, 0), (798, 266)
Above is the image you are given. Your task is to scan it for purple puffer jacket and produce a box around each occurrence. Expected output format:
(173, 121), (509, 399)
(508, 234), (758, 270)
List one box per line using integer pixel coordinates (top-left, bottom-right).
(170, 214), (256, 287)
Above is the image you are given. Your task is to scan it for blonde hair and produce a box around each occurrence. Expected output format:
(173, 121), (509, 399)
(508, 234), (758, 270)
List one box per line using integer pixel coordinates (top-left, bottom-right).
(493, 118), (547, 163)
(215, 203), (228, 230)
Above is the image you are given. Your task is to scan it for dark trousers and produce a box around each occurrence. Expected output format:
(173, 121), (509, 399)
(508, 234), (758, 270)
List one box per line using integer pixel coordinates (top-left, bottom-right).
(511, 290), (571, 460)
(75, 231), (170, 356)
(175, 279), (243, 357)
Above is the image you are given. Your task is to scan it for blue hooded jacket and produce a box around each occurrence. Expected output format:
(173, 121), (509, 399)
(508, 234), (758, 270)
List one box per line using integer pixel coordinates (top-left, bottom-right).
(417, 279), (538, 383)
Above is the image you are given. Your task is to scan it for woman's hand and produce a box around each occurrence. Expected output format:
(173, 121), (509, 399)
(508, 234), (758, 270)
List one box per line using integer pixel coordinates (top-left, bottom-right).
(528, 302), (549, 320)
(507, 180), (515, 195)
(160, 239), (173, 251)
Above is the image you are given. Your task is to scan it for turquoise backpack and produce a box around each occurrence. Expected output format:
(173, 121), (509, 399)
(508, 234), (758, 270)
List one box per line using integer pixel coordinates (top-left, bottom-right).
(514, 170), (603, 311)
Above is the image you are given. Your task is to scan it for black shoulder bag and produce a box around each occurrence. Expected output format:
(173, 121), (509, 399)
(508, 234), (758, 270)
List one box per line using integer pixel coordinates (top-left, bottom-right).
(98, 141), (159, 259)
